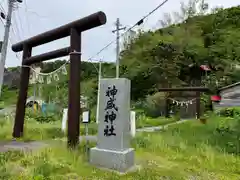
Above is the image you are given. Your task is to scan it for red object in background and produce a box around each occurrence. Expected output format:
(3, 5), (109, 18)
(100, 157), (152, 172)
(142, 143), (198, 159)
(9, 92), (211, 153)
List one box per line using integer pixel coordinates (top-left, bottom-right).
(211, 95), (221, 101)
(200, 65), (211, 71)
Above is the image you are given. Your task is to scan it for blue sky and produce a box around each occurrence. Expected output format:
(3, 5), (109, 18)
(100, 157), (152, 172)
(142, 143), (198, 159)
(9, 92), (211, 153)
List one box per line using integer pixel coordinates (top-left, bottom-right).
(0, 0), (239, 67)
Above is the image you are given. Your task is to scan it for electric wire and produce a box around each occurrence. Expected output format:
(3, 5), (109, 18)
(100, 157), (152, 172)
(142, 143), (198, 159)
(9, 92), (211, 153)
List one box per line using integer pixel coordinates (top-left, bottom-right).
(2, 0), (170, 76)
(23, 0), (30, 34)
(87, 0), (169, 61)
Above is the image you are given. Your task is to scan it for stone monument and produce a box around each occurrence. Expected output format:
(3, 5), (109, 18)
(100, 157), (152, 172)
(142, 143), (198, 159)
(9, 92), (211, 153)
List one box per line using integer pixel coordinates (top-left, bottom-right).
(90, 78), (135, 173)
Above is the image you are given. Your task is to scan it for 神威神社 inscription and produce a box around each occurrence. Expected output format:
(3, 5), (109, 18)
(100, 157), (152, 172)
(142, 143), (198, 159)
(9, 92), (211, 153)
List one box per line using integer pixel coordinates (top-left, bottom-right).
(90, 78), (135, 173)
(104, 85), (118, 136)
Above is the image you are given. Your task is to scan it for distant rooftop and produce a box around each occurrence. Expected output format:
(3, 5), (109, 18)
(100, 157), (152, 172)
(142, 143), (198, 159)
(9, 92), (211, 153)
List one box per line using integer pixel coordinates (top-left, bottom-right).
(218, 82), (240, 92)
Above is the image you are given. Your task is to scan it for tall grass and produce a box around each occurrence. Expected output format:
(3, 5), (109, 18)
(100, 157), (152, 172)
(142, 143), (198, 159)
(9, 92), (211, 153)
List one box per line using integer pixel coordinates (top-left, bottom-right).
(0, 111), (98, 142)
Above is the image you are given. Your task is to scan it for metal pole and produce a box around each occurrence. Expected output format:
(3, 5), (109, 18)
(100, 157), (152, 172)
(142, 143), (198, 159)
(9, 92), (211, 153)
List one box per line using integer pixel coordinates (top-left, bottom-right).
(0, 0), (20, 97)
(96, 60), (102, 124)
(116, 18), (120, 78)
(112, 18), (125, 78)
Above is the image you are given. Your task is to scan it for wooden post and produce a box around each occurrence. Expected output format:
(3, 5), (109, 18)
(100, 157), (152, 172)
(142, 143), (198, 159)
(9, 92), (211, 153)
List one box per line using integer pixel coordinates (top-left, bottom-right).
(67, 28), (81, 148)
(196, 91), (200, 119)
(12, 45), (32, 138)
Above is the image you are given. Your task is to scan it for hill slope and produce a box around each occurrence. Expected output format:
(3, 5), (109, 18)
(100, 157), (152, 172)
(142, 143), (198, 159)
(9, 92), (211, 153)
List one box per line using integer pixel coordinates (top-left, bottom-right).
(120, 5), (240, 100)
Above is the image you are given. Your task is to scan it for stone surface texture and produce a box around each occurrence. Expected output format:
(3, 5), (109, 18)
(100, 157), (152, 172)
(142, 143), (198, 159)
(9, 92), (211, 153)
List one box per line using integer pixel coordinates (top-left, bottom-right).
(90, 78), (135, 173)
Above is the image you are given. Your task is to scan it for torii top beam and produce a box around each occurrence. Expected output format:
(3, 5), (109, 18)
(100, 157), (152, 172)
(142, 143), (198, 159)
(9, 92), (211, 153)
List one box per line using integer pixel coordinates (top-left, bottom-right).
(12, 11), (106, 52)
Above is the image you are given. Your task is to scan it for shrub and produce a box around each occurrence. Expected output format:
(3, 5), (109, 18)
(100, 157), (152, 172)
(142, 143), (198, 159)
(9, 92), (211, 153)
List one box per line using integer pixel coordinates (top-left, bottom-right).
(214, 115), (240, 154)
(135, 109), (146, 121)
(89, 106), (96, 123)
(25, 109), (58, 123)
(145, 92), (166, 117)
(219, 107), (240, 118)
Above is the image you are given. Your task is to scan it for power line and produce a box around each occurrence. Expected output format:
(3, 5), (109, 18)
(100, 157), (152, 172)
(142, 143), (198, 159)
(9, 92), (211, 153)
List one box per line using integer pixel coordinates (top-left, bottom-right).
(23, 0), (30, 34)
(19, 1), (48, 19)
(0, 11), (4, 25)
(0, 3), (5, 14)
(88, 0), (169, 60)
(4, 0), (170, 75)
(13, 10), (24, 39)
(0, 2), (21, 41)
(11, 21), (21, 40)
(9, 35), (21, 59)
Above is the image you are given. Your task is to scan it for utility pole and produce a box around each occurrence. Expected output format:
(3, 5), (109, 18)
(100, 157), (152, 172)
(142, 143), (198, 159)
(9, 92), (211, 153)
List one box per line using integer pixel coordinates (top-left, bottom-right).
(96, 60), (102, 124)
(0, 0), (22, 97)
(112, 18), (125, 78)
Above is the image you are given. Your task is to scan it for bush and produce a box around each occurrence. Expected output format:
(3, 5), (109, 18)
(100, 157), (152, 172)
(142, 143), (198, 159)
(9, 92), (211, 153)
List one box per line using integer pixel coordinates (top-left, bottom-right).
(144, 92), (166, 117)
(219, 107), (240, 118)
(35, 115), (58, 123)
(132, 93), (166, 118)
(89, 106), (96, 123)
(25, 109), (59, 123)
(135, 109), (146, 121)
(214, 115), (240, 154)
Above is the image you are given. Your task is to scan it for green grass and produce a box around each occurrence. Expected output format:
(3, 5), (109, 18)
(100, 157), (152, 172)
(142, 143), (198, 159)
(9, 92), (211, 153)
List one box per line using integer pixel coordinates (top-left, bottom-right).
(0, 114), (239, 179)
(0, 118), (98, 141)
(0, 85), (34, 109)
(0, 111), (178, 141)
(0, 115), (177, 141)
(0, 90), (18, 109)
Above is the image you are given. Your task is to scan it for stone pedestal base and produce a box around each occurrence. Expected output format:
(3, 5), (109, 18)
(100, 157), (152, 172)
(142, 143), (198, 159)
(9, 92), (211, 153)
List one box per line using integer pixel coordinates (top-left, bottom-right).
(90, 147), (135, 173)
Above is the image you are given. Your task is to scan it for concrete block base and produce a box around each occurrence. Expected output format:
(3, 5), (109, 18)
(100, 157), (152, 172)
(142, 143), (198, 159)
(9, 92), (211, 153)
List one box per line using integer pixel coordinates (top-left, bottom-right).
(89, 147), (135, 173)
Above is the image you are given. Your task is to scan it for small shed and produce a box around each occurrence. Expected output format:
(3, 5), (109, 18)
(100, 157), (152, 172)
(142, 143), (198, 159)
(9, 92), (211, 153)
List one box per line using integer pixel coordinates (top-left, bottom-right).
(218, 82), (240, 99)
(215, 82), (240, 108)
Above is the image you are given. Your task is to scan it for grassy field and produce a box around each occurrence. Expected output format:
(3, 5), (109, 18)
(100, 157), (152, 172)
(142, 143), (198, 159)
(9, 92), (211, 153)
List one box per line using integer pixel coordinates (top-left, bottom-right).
(0, 112), (178, 141)
(0, 113), (239, 179)
(0, 117), (97, 141)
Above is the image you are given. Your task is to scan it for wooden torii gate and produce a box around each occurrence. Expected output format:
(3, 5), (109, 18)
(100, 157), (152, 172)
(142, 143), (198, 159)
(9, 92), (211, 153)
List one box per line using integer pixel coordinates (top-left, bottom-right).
(160, 87), (210, 119)
(11, 11), (107, 148)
